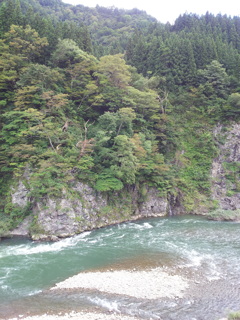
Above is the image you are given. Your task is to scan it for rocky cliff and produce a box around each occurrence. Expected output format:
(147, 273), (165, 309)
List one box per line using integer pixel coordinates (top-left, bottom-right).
(9, 122), (240, 240)
(10, 182), (168, 240)
(211, 123), (240, 210)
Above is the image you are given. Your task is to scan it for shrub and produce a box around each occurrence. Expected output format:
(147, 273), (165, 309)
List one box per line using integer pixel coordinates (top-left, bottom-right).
(228, 311), (240, 319)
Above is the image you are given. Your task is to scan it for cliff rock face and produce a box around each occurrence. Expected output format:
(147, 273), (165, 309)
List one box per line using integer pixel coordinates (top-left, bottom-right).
(211, 123), (240, 209)
(10, 122), (240, 240)
(11, 182), (168, 240)
(138, 188), (168, 216)
(12, 181), (29, 207)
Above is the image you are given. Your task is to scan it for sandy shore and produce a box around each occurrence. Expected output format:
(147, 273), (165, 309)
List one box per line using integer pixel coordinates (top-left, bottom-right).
(51, 267), (188, 299)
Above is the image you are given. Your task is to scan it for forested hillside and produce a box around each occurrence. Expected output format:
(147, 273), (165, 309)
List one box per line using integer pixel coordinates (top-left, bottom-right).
(1, 0), (240, 235)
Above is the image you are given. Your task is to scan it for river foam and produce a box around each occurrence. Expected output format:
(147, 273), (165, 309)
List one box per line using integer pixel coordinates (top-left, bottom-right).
(0, 231), (92, 258)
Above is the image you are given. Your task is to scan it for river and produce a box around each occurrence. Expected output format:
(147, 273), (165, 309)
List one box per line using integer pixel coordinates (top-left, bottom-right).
(0, 215), (240, 320)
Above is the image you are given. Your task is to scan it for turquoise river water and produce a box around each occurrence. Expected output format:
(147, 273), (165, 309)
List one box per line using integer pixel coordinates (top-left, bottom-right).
(0, 215), (240, 320)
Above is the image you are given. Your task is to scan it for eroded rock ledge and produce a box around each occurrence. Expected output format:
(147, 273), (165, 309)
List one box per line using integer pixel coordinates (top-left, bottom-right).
(10, 182), (168, 241)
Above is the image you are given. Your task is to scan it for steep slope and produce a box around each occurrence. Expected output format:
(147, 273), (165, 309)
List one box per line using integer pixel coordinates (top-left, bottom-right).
(211, 124), (240, 210)
(1, 1), (240, 238)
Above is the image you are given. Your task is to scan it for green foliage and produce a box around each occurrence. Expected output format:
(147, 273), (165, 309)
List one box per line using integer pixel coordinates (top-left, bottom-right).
(51, 39), (93, 68)
(207, 208), (240, 221)
(0, 217), (11, 236)
(222, 93), (240, 120)
(5, 24), (48, 63)
(95, 169), (123, 192)
(29, 164), (66, 199)
(228, 311), (240, 320)
(1, 1), (240, 231)
(223, 162), (240, 193)
(111, 134), (138, 185)
(126, 14), (240, 95)
(4, 201), (32, 227)
(170, 108), (218, 212)
(29, 215), (46, 235)
(198, 60), (230, 99)
(97, 54), (131, 88)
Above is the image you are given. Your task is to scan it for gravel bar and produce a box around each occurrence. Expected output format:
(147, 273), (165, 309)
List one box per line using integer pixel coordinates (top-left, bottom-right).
(51, 267), (188, 299)
(8, 311), (141, 320)
(7, 268), (189, 320)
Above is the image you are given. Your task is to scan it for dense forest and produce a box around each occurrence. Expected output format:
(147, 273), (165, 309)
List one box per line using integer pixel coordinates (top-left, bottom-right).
(1, 0), (240, 234)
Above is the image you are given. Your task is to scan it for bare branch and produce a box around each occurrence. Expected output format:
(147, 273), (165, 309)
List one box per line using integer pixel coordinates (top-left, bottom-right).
(157, 89), (169, 114)
(62, 120), (69, 132)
